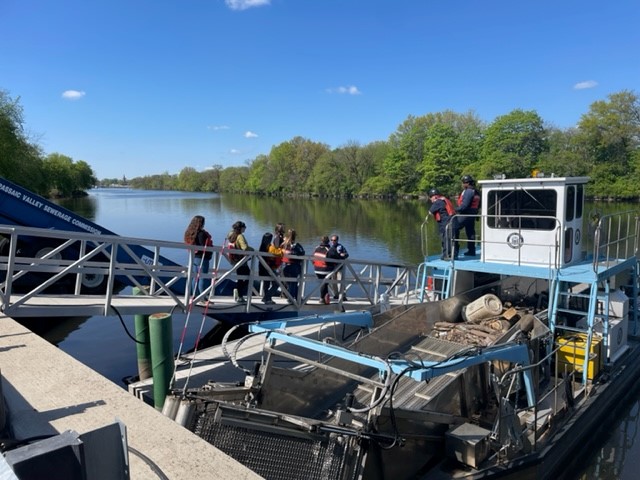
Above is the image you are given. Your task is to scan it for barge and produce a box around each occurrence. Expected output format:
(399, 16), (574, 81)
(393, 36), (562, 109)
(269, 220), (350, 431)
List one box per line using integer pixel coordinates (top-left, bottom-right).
(162, 176), (639, 479)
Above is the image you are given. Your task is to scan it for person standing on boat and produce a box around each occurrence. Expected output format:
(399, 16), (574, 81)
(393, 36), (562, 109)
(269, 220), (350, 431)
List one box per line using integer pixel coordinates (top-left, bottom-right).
(428, 188), (456, 259)
(453, 175), (481, 257)
(258, 232), (282, 305)
(281, 229), (305, 303)
(227, 220), (254, 303)
(184, 215), (213, 298)
(328, 234), (349, 301)
(313, 235), (333, 304)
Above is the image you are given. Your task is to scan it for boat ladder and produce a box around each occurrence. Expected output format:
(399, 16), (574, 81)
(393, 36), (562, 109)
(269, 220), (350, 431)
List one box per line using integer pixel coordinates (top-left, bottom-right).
(416, 261), (452, 302)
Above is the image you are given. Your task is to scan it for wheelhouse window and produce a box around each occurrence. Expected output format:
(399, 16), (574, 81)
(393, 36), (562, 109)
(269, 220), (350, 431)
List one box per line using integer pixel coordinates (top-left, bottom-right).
(487, 189), (557, 230)
(566, 186), (575, 222)
(576, 184), (584, 218)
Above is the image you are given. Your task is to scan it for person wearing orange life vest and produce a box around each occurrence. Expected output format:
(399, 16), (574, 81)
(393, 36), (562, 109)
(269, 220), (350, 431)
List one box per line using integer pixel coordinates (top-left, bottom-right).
(428, 188), (456, 259)
(313, 235), (333, 304)
(453, 174), (481, 257)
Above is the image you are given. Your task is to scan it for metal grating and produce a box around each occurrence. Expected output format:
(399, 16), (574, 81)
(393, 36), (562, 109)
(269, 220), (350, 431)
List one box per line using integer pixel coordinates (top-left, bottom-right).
(192, 404), (358, 480)
(352, 336), (472, 411)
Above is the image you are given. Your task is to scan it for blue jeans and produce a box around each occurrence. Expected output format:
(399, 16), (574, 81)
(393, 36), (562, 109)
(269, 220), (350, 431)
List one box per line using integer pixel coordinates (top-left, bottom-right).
(192, 256), (210, 296)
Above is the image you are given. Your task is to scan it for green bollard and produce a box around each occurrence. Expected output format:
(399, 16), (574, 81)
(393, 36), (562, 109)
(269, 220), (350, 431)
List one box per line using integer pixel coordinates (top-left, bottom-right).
(132, 287), (152, 380)
(149, 312), (174, 411)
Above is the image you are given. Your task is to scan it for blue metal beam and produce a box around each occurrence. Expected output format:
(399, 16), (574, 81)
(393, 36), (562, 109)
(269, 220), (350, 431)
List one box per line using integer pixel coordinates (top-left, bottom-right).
(249, 311), (374, 333)
(263, 330), (536, 407)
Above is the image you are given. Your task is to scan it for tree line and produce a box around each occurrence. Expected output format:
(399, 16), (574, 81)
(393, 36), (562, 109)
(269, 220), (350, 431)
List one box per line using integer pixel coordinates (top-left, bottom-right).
(0, 90), (96, 197)
(108, 90), (640, 200)
(3, 87), (639, 200)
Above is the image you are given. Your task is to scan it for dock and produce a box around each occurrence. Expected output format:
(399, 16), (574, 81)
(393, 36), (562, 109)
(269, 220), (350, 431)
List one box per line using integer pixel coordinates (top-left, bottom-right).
(0, 313), (260, 479)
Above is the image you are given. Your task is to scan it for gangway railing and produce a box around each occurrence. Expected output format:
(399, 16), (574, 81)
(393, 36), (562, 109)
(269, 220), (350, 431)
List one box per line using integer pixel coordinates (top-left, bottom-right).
(0, 225), (419, 318)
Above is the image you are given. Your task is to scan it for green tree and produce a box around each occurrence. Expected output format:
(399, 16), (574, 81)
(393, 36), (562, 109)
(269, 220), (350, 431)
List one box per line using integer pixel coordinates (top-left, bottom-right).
(200, 164), (222, 192)
(355, 141), (389, 195)
(306, 150), (351, 196)
(480, 109), (548, 179)
(0, 90), (46, 194)
(536, 127), (589, 177)
(72, 160), (97, 191)
(381, 115), (430, 194)
(246, 155), (268, 194)
(219, 166), (250, 193)
(177, 167), (202, 191)
(43, 153), (76, 197)
(575, 90), (640, 197)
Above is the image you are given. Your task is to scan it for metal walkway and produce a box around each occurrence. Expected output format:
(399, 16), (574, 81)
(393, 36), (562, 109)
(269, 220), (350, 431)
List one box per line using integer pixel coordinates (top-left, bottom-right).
(0, 224), (420, 319)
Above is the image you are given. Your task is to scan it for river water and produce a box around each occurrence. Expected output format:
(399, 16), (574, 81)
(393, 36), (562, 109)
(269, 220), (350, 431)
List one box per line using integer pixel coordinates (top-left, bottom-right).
(42, 188), (639, 479)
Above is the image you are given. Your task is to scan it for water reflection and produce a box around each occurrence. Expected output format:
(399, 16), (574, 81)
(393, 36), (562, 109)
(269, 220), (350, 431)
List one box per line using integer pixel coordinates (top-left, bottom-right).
(577, 397), (640, 480)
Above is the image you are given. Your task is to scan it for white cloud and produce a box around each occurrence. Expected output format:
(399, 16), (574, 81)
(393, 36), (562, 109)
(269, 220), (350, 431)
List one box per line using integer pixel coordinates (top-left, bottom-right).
(574, 80), (598, 90)
(230, 148), (241, 154)
(207, 125), (230, 131)
(62, 90), (86, 100)
(244, 131), (258, 138)
(225, 0), (270, 11)
(326, 85), (362, 95)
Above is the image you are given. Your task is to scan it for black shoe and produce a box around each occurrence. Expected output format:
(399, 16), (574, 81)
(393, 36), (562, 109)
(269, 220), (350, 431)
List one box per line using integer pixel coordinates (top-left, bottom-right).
(463, 251), (476, 257)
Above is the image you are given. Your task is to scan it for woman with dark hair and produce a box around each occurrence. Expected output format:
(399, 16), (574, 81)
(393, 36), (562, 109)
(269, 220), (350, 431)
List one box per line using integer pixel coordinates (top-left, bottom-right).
(258, 232), (282, 304)
(184, 215), (213, 297)
(227, 220), (253, 303)
(281, 229), (305, 302)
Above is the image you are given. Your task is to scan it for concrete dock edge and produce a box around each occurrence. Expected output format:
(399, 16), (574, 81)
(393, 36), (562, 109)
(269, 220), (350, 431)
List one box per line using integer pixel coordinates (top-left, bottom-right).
(0, 315), (261, 479)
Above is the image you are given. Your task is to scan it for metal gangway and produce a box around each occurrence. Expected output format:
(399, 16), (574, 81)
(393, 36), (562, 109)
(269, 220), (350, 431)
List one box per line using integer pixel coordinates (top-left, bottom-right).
(0, 225), (420, 319)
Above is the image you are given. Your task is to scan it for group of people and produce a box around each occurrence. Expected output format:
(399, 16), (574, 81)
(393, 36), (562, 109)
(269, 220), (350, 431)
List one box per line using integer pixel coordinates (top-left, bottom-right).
(312, 234), (349, 304)
(183, 217), (349, 305)
(428, 174), (480, 260)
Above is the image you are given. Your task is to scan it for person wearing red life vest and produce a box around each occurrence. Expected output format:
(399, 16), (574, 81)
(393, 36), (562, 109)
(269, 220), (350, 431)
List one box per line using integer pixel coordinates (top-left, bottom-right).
(428, 188), (456, 259)
(453, 174), (481, 257)
(313, 235), (333, 304)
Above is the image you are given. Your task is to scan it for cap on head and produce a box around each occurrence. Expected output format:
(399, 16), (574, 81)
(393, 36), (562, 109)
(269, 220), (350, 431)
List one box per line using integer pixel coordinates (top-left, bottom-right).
(428, 188), (440, 197)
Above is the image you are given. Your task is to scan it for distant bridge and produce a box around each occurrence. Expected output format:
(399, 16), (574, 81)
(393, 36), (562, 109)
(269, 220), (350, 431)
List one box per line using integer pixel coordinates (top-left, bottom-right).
(0, 225), (421, 320)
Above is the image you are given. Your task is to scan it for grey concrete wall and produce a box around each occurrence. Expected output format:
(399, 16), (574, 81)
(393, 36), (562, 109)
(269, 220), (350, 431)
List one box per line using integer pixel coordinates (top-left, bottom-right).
(0, 315), (261, 479)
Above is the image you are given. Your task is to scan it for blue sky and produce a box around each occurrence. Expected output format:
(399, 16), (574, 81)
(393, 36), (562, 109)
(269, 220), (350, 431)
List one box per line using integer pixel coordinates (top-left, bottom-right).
(2, 0), (638, 180)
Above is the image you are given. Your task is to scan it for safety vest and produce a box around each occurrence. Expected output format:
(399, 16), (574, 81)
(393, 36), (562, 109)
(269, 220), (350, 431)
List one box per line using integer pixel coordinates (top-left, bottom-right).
(434, 196), (455, 221)
(283, 243), (303, 264)
(313, 245), (333, 272)
(313, 246), (328, 267)
(457, 189), (480, 210)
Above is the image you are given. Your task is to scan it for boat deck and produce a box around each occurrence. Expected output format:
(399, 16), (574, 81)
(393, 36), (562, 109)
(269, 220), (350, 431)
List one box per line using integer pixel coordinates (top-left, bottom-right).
(425, 251), (637, 284)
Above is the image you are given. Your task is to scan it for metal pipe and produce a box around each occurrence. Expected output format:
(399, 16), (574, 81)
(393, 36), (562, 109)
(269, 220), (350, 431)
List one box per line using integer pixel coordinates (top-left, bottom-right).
(175, 399), (196, 427)
(149, 312), (174, 410)
(133, 286), (152, 380)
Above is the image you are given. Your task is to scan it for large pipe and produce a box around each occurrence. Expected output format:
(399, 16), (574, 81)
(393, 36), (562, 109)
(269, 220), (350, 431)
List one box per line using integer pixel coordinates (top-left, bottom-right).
(132, 286), (152, 380)
(149, 312), (174, 410)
